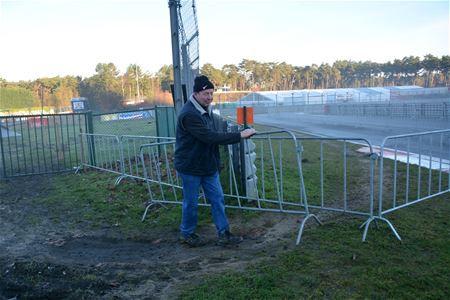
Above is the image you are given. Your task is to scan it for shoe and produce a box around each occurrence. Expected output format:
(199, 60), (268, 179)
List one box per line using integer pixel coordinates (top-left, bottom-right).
(217, 230), (243, 246)
(179, 233), (206, 247)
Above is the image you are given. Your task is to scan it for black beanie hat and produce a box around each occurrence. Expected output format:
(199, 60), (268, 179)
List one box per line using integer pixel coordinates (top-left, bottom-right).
(193, 75), (214, 92)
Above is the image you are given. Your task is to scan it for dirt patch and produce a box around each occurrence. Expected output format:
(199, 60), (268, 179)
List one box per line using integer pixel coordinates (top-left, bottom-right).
(0, 174), (316, 299)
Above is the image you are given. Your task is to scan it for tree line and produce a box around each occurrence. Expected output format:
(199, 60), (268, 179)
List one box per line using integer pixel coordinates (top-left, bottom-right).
(0, 63), (174, 112)
(204, 54), (450, 91)
(1, 54), (448, 112)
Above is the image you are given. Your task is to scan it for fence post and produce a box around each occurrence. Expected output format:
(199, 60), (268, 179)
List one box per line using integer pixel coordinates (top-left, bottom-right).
(238, 106), (249, 196)
(230, 125), (241, 191)
(0, 118), (7, 179)
(86, 111), (96, 166)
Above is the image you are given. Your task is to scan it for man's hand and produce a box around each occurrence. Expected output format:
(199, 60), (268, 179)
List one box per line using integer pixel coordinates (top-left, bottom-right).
(240, 128), (256, 139)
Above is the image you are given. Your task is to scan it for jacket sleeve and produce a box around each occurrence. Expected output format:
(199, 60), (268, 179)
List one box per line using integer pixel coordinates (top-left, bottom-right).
(181, 113), (241, 145)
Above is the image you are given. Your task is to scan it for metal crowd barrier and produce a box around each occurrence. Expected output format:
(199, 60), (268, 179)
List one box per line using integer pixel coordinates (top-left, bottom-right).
(78, 129), (450, 244)
(78, 134), (174, 185)
(295, 137), (377, 219)
(362, 129), (450, 240)
(139, 130), (321, 245)
(78, 133), (124, 184)
(119, 135), (175, 183)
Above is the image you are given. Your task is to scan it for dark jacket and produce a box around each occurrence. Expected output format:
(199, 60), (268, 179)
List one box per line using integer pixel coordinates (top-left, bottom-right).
(174, 95), (241, 176)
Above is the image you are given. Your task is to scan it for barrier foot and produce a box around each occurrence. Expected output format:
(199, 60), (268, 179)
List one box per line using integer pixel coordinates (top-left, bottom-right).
(141, 201), (166, 222)
(295, 214), (322, 245)
(114, 175), (126, 186)
(360, 217), (379, 230)
(74, 165), (83, 174)
(362, 216), (402, 242)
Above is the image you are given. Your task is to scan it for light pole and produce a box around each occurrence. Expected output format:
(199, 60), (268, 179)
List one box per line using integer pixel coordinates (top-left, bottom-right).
(168, 0), (183, 114)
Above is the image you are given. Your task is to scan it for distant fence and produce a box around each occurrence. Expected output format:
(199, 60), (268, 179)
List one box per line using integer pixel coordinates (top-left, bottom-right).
(0, 113), (89, 179)
(305, 100), (450, 120)
(215, 86), (450, 121)
(0, 107), (178, 179)
(216, 99), (450, 120)
(92, 107), (156, 136)
(235, 87), (449, 107)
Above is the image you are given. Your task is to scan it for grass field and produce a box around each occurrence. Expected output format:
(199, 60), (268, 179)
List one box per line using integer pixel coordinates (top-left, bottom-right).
(179, 193), (450, 299)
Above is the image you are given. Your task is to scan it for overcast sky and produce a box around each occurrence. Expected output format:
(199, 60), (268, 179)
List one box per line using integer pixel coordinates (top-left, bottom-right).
(0, 0), (448, 81)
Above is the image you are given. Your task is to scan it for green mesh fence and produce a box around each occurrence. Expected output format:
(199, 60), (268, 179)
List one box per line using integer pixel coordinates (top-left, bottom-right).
(92, 108), (157, 136)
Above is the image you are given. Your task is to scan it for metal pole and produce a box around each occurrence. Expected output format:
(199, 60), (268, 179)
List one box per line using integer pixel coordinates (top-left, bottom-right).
(240, 140), (247, 196)
(168, 0), (183, 115)
(0, 116), (7, 178)
(240, 107), (249, 196)
(86, 112), (96, 166)
(182, 44), (191, 96)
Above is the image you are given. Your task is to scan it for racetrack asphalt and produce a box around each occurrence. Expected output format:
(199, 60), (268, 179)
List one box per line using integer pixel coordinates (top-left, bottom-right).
(254, 112), (450, 156)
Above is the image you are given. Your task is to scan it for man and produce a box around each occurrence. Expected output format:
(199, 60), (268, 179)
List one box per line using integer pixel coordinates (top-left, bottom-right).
(174, 75), (256, 247)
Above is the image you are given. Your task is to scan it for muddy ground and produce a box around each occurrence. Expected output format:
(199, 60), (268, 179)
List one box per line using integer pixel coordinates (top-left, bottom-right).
(0, 174), (321, 299)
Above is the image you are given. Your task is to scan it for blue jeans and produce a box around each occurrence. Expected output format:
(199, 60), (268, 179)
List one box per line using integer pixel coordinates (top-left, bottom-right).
(178, 171), (229, 237)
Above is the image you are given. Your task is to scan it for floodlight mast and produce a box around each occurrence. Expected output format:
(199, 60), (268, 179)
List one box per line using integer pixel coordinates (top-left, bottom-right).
(168, 0), (183, 114)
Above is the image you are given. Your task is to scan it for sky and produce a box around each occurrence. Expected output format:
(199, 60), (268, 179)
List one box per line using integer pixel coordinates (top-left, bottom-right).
(0, 0), (448, 82)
